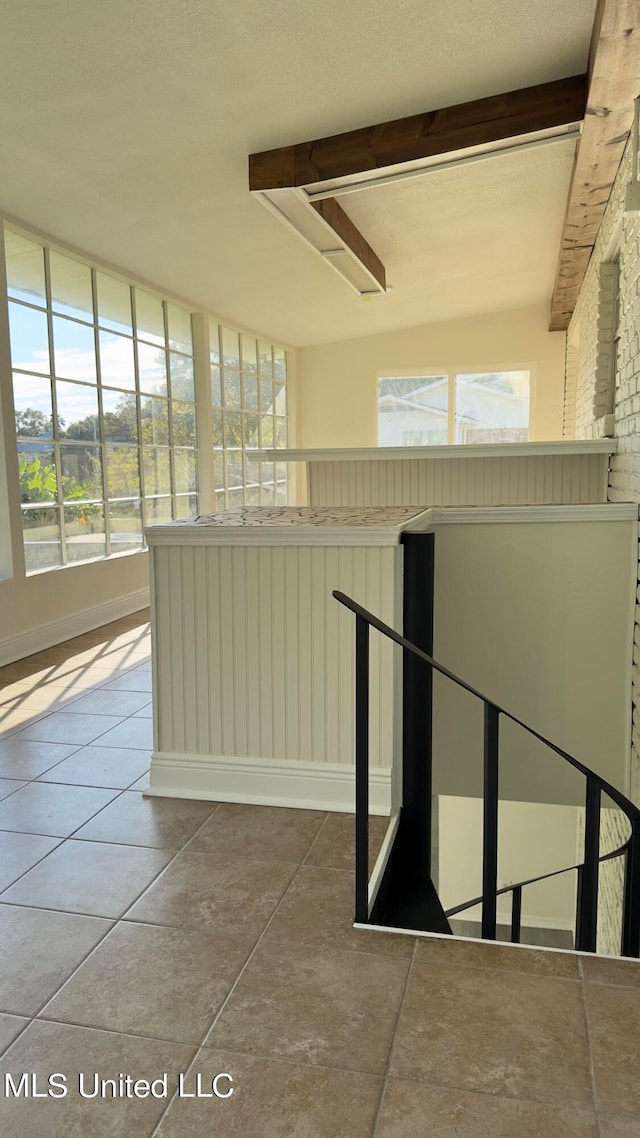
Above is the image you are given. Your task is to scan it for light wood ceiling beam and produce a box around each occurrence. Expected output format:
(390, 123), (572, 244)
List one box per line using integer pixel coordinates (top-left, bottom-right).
(549, 0), (640, 332)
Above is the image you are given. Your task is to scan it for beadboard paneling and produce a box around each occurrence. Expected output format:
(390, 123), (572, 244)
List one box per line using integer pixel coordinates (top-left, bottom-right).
(152, 543), (399, 769)
(307, 454), (609, 507)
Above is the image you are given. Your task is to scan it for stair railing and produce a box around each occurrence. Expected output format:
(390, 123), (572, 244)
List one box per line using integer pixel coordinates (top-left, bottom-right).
(333, 589), (640, 957)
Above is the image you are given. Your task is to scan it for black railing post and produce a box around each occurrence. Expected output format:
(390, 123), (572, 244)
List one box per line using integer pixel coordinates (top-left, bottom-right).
(576, 776), (601, 953)
(481, 703), (499, 940)
(355, 614), (370, 924)
(575, 864), (584, 949)
(510, 885), (522, 944)
(401, 533), (435, 879)
(622, 817), (640, 958)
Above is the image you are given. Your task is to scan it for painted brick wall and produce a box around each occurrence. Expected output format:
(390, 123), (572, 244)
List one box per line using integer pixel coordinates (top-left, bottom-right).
(567, 139), (639, 954)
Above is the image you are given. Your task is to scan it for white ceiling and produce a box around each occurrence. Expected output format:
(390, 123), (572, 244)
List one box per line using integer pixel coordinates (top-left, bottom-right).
(0, 0), (596, 347)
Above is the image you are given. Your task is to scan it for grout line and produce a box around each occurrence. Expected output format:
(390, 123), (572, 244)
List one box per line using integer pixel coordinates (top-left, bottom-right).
(300, 810), (331, 864)
(579, 972), (603, 1137)
(370, 938), (417, 1138)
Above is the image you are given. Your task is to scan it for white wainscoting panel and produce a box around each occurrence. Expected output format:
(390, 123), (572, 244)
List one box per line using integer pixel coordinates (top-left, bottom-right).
(150, 543), (400, 776)
(307, 454), (610, 507)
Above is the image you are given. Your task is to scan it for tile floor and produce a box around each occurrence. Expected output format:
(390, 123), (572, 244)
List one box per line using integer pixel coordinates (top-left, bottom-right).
(0, 612), (638, 1136)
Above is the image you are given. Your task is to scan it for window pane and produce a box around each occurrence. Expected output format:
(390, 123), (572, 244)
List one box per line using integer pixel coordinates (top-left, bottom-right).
(64, 503), (106, 563)
(258, 342), (273, 378)
(222, 369), (241, 408)
(99, 330), (136, 390)
(60, 444), (102, 500)
(214, 451), (224, 493)
(225, 452), (243, 489)
(241, 335), (257, 375)
(22, 506), (62, 573)
(13, 374), (53, 438)
(5, 231), (46, 307)
(101, 389), (138, 443)
(145, 496), (173, 523)
(224, 411), (243, 449)
(454, 371), (530, 444)
(209, 322), (221, 365)
(56, 380), (100, 440)
(17, 444), (57, 503)
(222, 326), (240, 370)
(245, 458), (261, 505)
(174, 447), (197, 493)
(274, 383), (286, 415)
(169, 352), (194, 402)
(260, 461), (275, 505)
(49, 251), (93, 322)
(377, 375), (449, 446)
(211, 365), (221, 407)
(143, 446), (171, 495)
(141, 396), (169, 445)
(275, 416), (287, 447)
(52, 315), (97, 382)
(171, 400), (196, 446)
(260, 379), (274, 413)
(137, 341), (167, 396)
(9, 301), (50, 374)
(175, 494), (198, 519)
(96, 272), (132, 333)
(243, 374), (258, 410)
(212, 409), (223, 447)
(274, 346), (286, 381)
(244, 411), (260, 448)
(167, 304), (193, 354)
(260, 416), (274, 447)
(106, 445), (140, 498)
(135, 288), (165, 345)
(109, 500), (144, 552)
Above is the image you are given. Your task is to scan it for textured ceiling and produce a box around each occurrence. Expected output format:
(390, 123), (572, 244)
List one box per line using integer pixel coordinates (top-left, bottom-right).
(0, 0), (596, 346)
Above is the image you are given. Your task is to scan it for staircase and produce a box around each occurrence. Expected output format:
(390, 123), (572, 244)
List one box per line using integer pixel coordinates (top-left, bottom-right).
(333, 538), (640, 958)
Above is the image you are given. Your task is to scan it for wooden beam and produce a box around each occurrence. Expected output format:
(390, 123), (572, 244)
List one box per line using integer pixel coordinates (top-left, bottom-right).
(249, 75), (586, 191)
(550, 0), (640, 331)
(310, 197), (386, 290)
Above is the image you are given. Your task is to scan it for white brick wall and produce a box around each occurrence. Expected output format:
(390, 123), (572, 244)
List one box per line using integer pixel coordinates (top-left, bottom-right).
(567, 138), (640, 954)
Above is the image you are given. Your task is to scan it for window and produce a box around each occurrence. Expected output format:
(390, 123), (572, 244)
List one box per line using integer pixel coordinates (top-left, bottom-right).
(378, 371), (530, 446)
(210, 321), (288, 507)
(5, 228), (198, 574)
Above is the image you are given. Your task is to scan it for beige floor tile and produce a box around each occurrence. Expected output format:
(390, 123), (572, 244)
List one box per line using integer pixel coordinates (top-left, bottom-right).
(207, 939), (409, 1075)
(125, 849), (296, 937)
(187, 802), (326, 863)
(2, 839), (172, 917)
(581, 954), (640, 988)
(157, 1049), (382, 1138)
(376, 1079), (597, 1137)
(390, 960), (592, 1107)
(0, 1020), (194, 1138)
(0, 778), (26, 801)
(89, 716), (153, 749)
(599, 1118), (640, 1136)
(42, 922), (250, 1044)
(101, 671), (153, 692)
(11, 711), (126, 745)
(60, 689), (152, 717)
(265, 866), (415, 958)
(0, 739), (80, 779)
(0, 1013), (29, 1055)
(36, 744), (150, 789)
(415, 935), (580, 977)
(585, 982), (640, 1115)
(74, 791), (216, 848)
(0, 831), (61, 891)
(0, 782), (118, 837)
(304, 812), (390, 871)
(0, 904), (111, 1015)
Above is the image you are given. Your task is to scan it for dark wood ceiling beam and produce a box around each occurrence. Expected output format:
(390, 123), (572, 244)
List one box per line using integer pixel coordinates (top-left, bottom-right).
(549, 0), (640, 331)
(310, 197), (386, 290)
(249, 75), (586, 191)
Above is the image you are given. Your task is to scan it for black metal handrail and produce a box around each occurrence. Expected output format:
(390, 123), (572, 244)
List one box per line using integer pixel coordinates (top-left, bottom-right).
(333, 589), (640, 957)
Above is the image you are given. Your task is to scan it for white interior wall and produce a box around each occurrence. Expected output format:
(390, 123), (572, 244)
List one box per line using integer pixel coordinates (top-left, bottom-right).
(297, 303), (566, 448)
(430, 518), (635, 806)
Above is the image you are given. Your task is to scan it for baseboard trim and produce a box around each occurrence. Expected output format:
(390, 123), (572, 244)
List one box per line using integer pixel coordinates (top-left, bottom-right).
(0, 587), (150, 666)
(145, 751), (392, 814)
